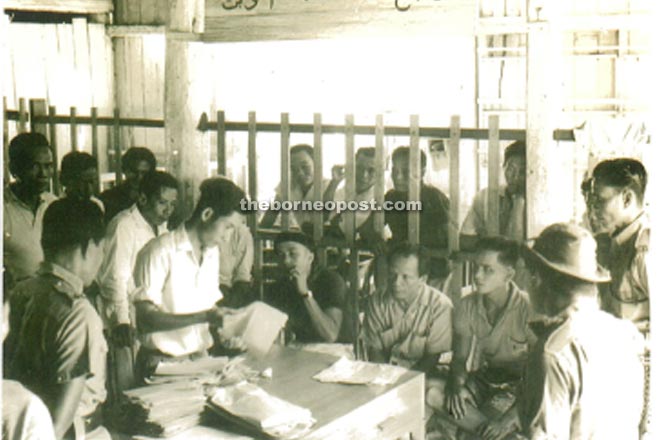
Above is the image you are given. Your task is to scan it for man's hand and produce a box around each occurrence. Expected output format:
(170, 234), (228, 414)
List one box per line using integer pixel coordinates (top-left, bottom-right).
(112, 324), (134, 347)
(479, 413), (517, 440)
(445, 381), (476, 420)
(331, 165), (345, 183)
(289, 268), (310, 296)
(206, 306), (237, 326)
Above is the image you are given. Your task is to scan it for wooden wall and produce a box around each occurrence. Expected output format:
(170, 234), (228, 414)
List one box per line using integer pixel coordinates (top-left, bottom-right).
(114, 0), (168, 26)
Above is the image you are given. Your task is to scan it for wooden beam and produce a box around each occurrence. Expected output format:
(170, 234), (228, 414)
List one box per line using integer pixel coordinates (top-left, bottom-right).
(107, 25), (166, 38)
(280, 112), (290, 231)
(448, 115), (460, 252)
(4, 0), (113, 14)
(486, 115), (500, 236)
(408, 114), (420, 245)
(344, 114), (356, 246)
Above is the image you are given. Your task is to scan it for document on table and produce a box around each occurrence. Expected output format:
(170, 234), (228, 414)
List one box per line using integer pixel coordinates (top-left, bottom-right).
(154, 356), (230, 376)
(313, 357), (407, 386)
(221, 301), (288, 355)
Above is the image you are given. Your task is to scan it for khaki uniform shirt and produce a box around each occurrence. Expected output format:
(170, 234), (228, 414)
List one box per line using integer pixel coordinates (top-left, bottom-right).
(218, 223), (254, 287)
(362, 283), (453, 368)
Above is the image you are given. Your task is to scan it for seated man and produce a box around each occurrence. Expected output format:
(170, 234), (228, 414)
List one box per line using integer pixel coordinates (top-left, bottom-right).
(266, 231), (345, 343)
(426, 237), (535, 438)
(362, 242), (453, 372)
(460, 141), (526, 250)
(133, 177), (246, 380)
(4, 132), (56, 282)
(9, 198), (108, 439)
(218, 219), (255, 308)
(60, 151), (104, 211)
(100, 146), (156, 224)
(97, 171), (178, 396)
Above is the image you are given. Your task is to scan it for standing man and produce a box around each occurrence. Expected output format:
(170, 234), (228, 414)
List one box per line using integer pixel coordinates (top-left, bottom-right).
(362, 243), (453, 373)
(460, 141), (527, 249)
(9, 198), (109, 439)
(520, 223), (644, 439)
(4, 133), (56, 281)
(218, 217), (254, 308)
(59, 151), (104, 211)
(100, 147), (156, 224)
(132, 177), (245, 380)
(97, 171), (179, 395)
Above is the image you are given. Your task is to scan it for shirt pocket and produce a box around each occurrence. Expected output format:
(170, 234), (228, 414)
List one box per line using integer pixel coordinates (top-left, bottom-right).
(507, 335), (529, 361)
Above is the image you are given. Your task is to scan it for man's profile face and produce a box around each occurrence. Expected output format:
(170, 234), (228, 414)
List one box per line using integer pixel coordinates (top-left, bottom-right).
(586, 180), (627, 235)
(200, 210), (242, 247)
(504, 155), (526, 195)
(19, 146), (53, 194)
(125, 160), (153, 188)
(356, 154), (376, 194)
(290, 151), (314, 190)
(473, 250), (513, 295)
(141, 187), (178, 226)
(388, 254), (424, 303)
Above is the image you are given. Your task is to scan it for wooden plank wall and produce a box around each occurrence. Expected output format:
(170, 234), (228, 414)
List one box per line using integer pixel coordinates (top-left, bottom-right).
(4, 19), (113, 174)
(114, 0), (168, 25)
(4, 0), (112, 14)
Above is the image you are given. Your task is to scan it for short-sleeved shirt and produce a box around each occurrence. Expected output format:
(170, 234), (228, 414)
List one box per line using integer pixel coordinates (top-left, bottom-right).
(519, 299), (644, 439)
(2, 379), (56, 440)
(3, 187), (57, 281)
(460, 186), (526, 241)
(10, 262), (108, 418)
(219, 223), (254, 287)
(99, 183), (135, 224)
(266, 268), (345, 343)
(133, 225), (223, 356)
(454, 283), (535, 378)
(273, 179), (331, 229)
(362, 283), (453, 368)
(385, 184), (450, 249)
(97, 204), (168, 328)
(600, 212), (649, 333)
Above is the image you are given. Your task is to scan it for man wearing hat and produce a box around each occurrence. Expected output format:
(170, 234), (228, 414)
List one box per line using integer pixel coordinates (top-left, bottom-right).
(519, 223), (644, 439)
(267, 231), (346, 343)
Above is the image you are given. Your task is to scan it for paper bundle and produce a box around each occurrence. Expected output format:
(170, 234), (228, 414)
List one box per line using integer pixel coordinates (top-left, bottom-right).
(221, 301), (288, 356)
(208, 381), (316, 439)
(313, 357), (407, 386)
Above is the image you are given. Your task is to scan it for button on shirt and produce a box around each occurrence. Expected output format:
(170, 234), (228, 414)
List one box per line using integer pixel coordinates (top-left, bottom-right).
(97, 205), (168, 328)
(218, 223), (254, 287)
(362, 283), (453, 368)
(519, 298), (644, 440)
(133, 225), (223, 357)
(454, 283), (536, 377)
(3, 187), (56, 281)
(461, 186), (526, 241)
(10, 262), (108, 418)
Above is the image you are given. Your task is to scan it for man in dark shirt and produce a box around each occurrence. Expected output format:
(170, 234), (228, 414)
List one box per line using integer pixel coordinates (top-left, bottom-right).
(100, 147), (156, 224)
(266, 231), (346, 343)
(385, 146), (450, 250)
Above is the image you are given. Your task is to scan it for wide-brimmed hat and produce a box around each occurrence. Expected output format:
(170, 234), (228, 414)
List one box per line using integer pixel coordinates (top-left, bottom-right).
(526, 222), (610, 283)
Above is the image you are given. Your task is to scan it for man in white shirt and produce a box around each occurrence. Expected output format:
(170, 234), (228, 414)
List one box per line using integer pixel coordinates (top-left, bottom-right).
(97, 170), (179, 394)
(133, 177), (246, 380)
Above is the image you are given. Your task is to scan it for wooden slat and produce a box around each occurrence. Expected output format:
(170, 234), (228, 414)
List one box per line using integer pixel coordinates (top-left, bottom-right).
(48, 105), (61, 195)
(448, 115), (461, 252)
(312, 113), (324, 243)
(373, 114), (385, 239)
(216, 110), (226, 175)
(18, 98), (27, 133)
(29, 99), (48, 137)
(247, 111), (258, 231)
(349, 246), (360, 356)
(486, 115), (500, 236)
(113, 108), (122, 184)
(280, 112), (291, 231)
(70, 106), (78, 152)
(4, 0), (113, 14)
(72, 18), (92, 108)
(4, 98), (11, 185)
(407, 115), (420, 245)
(91, 106), (100, 191)
(344, 114), (356, 245)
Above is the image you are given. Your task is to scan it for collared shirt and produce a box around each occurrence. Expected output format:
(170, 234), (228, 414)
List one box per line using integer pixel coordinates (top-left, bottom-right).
(100, 183), (135, 224)
(219, 223), (254, 287)
(2, 379), (56, 440)
(600, 212), (649, 331)
(331, 186), (375, 236)
(3, 187), (57, 281)
(461, 186), (526, 241)
(133, 225), (223, 356)
(454, 283), (536, 378)
(362, 283), (453, 368)
(273, 179), (331, 229)
(385, 184), (450, 249)
(97, 204), (168, 328)
(519, 298), (644, 439)
(10, 262), (107, 419)
(267, 267), (346, 343)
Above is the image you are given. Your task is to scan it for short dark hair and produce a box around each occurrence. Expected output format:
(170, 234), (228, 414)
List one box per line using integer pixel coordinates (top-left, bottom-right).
(356, 147), (376, 159)
(121, 147), (156, 173)
(592, 158), (647, 203)
(387, 242), (429, 276)
(139, 170), (179, 200)
(504, 141), (526, 165)
(274, 231), (314, 252)
(191, 177), (246, 222)
(41, 198), (105, 260)
(8, 132), (51, 177)
(60, 152), (97, 186)
(290, 144), (314, 159)
(391, 146), (427, 169)
(474, 236), (520, 268)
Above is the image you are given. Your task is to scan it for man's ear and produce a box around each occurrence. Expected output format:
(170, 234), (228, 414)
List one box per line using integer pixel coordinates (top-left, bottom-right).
(200, 207), (215, 223)
(621, 188), (635, 208)
(137, 193), (148, 207)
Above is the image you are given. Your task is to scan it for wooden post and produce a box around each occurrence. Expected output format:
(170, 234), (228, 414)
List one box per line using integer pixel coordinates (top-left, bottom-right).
(3, 97), (9, 185)
(408, 115), (420, 245)
(216, 110), (226, 176)
(29, 99), (48, 137)
(448, 116), (461, 252)
(344, 114), (356, 246)
(70, 106), (78, 152)
(48, 105), (61, 195)
(374, 115), (385, 240)
(164, 0), (208, 216)
(526, 0), (565, 237)
(280, 113), (291, 231)
(113, 108), (122, 184)
(246, 111), (262, 300)
(91, 107), (101, 193)
(18, 98), (27, 133)
(312, 113), (324, 246)
(486, 115), (500, 236)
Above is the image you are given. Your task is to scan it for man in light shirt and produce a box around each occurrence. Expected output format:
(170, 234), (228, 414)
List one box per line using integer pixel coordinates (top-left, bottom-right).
(218, 219), (254, 308)
(97, 170), (179, 394)
(59, 151), (104, 212)
(133, 177), (246, 380)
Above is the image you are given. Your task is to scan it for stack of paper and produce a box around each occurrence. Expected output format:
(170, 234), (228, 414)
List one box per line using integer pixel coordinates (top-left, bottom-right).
(221, 301), (288, 356)
(313, 357), (407, 386)
(208, 381), (316, 439)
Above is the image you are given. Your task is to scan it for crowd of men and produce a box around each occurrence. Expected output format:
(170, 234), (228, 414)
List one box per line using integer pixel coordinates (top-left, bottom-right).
(2, 132), (651, 440)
